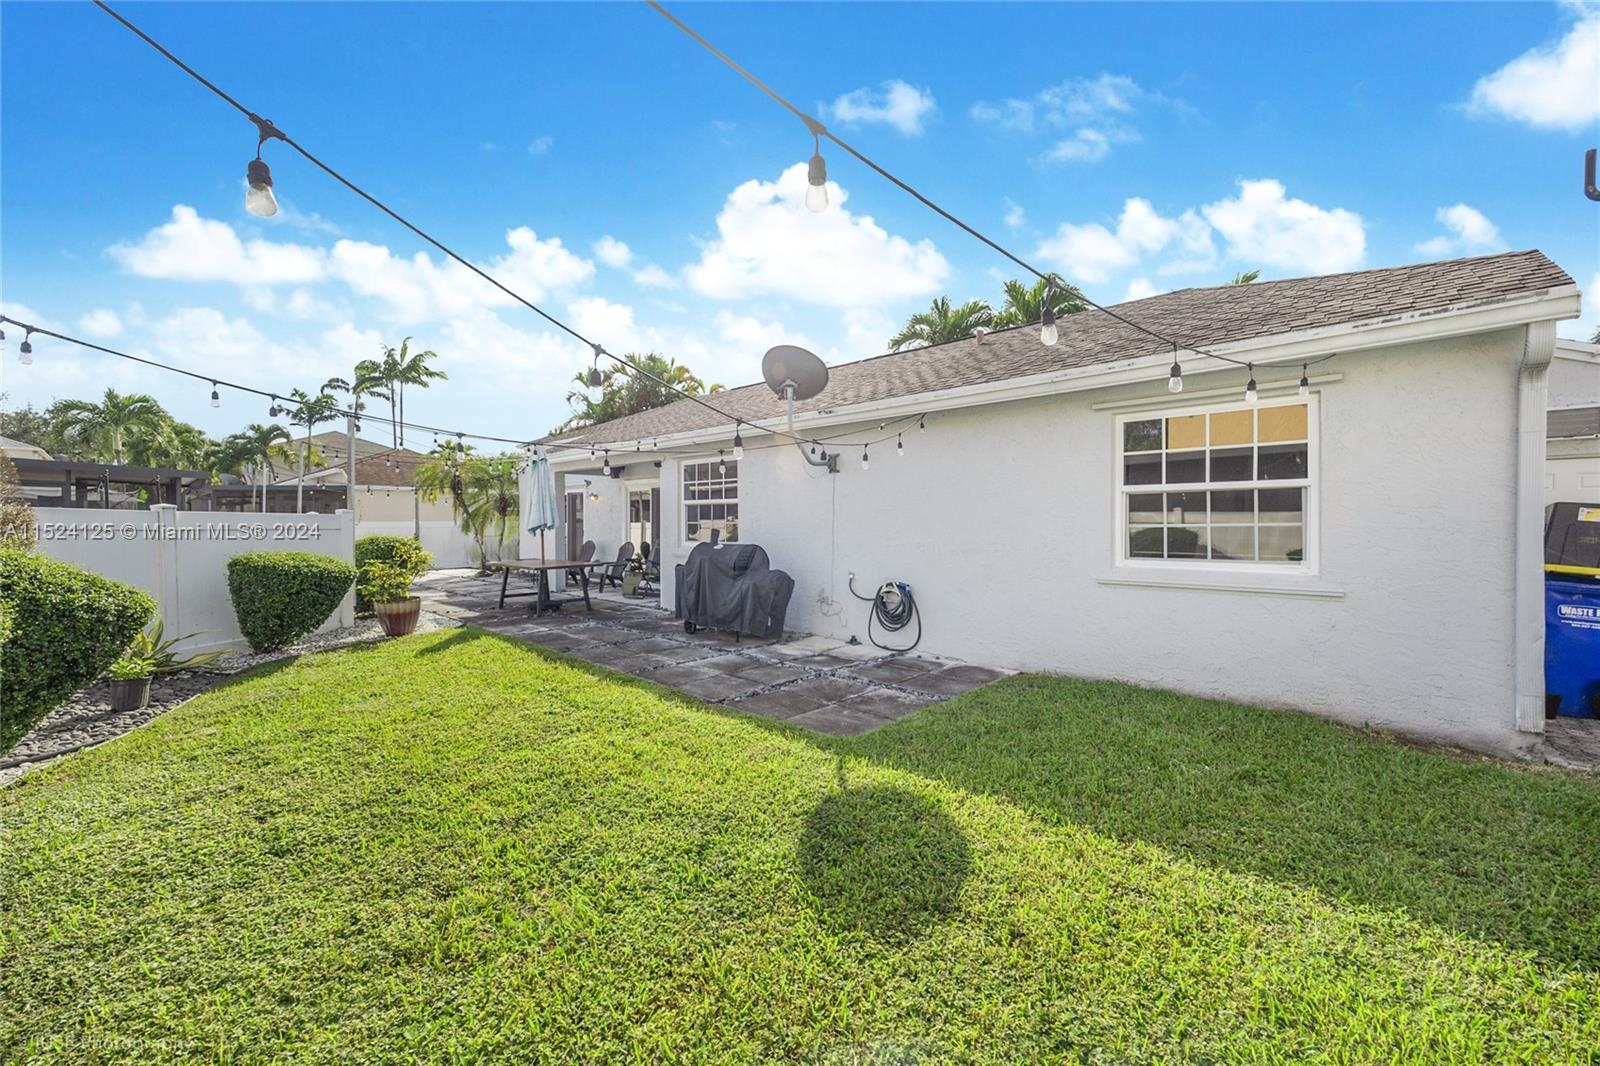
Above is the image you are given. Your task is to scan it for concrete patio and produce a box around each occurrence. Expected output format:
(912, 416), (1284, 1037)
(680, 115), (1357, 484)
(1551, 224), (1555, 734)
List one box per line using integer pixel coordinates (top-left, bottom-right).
(415, 569), (1008, 736)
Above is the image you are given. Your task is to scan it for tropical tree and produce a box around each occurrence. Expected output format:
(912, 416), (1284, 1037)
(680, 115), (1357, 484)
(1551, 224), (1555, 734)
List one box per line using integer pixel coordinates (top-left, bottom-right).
(1229, 270), (1261, 285)
(53, 389), (169, 464)
(368, 339), (446, 448)
(990, 277), (1089, 330)
(555, 352), (723, 434)
(415, 447), (518, 569)
(217, 423), (292, 509)
(888, 297), (994, 352)
(130, 420), (212, 470)
(285, 388), (341, 513)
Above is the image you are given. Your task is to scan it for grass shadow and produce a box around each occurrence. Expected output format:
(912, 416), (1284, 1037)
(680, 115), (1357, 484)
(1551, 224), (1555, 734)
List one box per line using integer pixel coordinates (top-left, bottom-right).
(796, 780), (972, 943)
(846, 674), (1600, 969)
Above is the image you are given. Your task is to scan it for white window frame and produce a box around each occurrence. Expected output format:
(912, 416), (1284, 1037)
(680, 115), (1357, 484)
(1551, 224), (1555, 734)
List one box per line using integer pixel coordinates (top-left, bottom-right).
(1112, 394), (1319, 575)
(679, 456), (739, 546)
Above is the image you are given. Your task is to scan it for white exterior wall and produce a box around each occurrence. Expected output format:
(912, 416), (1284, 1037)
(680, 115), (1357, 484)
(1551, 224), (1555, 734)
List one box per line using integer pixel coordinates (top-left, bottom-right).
(34, 504), (357, 655)
(646, 328), (1534, 753)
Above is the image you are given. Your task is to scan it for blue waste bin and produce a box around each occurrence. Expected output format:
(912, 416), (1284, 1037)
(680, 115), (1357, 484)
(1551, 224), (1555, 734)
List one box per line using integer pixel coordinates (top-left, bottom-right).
(1546, 575), (1600, 718)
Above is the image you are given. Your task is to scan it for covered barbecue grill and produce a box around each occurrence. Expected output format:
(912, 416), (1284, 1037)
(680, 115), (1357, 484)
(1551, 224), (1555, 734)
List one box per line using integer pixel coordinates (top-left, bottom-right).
(675, 542), (794, 640)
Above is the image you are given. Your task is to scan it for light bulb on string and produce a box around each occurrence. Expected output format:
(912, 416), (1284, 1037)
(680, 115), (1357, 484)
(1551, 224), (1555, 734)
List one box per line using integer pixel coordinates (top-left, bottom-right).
(18, 330), (34, 366)
(805, 129), (828, 213)
(718, 450), (727, 476)
(732, 424), (744, 460)
(860, 446), (870, 471)
(1168, 347), (1183, 393)
(587, 344), (604, 388)
(245, 116), (285, 217)
(918, 415), (926, 432)
(602, 451), (611, 476)
(896, 433), (904, 457)
(1298, 365), (1310, 398)
(0, 325), (7, 354)
(1244, 365), (1259, 404)
(210, 382), (221, 408)
(1039, 287), (1059, 346)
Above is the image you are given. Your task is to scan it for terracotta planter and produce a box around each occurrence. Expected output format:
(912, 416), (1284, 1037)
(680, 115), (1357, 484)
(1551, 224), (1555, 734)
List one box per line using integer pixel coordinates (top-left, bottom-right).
(374, 596), (422, 637)
(108, 677), (151, 712)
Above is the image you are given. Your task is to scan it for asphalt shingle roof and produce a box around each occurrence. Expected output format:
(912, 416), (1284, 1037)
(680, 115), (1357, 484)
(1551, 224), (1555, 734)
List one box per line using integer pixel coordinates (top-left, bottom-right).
(545, 250), (1575, 447)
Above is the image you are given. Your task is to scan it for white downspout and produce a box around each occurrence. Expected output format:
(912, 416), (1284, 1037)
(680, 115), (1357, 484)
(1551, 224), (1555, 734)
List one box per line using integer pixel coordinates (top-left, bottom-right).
(1514, 320), (1556, 736)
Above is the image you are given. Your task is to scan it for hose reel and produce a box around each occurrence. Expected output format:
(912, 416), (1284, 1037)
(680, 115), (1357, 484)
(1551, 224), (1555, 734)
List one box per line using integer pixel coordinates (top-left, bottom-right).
(848, 574), (921, 652)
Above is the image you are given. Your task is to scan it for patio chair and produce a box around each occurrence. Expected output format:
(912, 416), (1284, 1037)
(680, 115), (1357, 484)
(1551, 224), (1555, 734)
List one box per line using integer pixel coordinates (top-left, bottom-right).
(597, 542), (635, 591)
(565, 540), (596, 585)
(638, 542), (660, 595)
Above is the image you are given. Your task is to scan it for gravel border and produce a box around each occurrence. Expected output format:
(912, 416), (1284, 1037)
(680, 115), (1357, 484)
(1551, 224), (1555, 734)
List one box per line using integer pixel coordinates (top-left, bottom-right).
(0, 610), (460, 788)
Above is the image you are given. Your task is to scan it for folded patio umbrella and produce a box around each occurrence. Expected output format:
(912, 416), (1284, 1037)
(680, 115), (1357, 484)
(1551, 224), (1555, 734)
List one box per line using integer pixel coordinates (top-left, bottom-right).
(523, 452), (560, 563)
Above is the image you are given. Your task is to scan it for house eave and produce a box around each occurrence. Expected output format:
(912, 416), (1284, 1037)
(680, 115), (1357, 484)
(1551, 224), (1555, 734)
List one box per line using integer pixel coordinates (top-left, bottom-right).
(547, 285), (1581, 466)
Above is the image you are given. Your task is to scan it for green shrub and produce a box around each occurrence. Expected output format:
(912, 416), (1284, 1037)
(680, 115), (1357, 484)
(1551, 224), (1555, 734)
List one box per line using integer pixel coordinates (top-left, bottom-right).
(353, 535), (422, 614)
(0, 549), (156, 752)
(226, 551), (357, 652)
(358, 540), (433, 607)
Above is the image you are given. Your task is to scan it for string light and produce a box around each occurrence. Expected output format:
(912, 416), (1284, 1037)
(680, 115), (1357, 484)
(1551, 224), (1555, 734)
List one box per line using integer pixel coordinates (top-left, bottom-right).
(805, 128), (828, 213)
(1168, 346), (1183, 394)
(860, 446), (870, 470)
(245, 116), (285, 218)
(18, 330), (34, 365)
(0, 325), (6, 353)
(1298, 365), (1310, 397)
(718, 449), (726, 476)
(896, 433), (903, 456)
(732, 423), (744, 460)
(1244, 364), (1259, 404)
(918, 415), (926, 431)
(210, 382), (221, 408)
(601, 450), (611, 476)
(587, 344), (604, 388)
(268, 395), (281, 418)
(1039, 301), (1059, 347)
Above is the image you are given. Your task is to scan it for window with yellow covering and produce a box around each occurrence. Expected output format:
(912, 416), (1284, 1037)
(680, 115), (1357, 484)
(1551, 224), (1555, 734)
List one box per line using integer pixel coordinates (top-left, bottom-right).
(1117, 398), (1314, 567)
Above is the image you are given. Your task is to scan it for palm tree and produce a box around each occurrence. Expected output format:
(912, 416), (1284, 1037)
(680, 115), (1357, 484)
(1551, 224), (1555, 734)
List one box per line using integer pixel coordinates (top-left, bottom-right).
(555, 352), (724, 433)
(990, 277), (1089, 330)
(222, 423), (292, 510)
(888, 297), (995, 352)
(415, 449), (518, 569)
(133, 420), (212, 471)
(371, 339), (446, 448)
(54, 389), (169, 464)
(1229, 270), (1261, 285)
(285, 388), (341, 513)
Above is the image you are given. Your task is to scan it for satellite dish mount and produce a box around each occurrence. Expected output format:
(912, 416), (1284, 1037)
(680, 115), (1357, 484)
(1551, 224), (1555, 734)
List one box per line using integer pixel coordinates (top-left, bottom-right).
(762, 345), (837, 473)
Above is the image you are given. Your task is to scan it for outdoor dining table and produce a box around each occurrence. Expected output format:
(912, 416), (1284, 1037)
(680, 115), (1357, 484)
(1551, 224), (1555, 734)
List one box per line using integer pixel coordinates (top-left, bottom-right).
(486, 558), (601, 615)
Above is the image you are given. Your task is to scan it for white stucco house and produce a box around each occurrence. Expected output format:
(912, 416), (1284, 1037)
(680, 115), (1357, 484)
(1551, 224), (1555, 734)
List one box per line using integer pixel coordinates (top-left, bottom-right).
(1548, 339), (1600, 509)
(525, 250), (1582, 755)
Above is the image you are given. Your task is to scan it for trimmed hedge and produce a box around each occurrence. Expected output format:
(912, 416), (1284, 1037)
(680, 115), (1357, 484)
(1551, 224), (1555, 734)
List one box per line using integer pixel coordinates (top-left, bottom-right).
(0, 549), (156, 752)
(353, 535), (423, 614)
(227, 551), (357, 652)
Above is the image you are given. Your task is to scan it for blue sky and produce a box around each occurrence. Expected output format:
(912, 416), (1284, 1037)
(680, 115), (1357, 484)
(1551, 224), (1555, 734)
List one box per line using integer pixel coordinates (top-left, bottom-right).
(2, 1), (1597, 444)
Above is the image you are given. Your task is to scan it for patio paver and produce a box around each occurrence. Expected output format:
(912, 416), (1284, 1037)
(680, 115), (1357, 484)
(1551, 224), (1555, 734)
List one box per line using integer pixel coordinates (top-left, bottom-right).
(413, 568), (1013, 737)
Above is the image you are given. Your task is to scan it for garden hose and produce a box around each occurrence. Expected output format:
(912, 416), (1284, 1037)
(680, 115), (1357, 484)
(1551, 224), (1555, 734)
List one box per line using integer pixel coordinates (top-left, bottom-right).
(848, 574), (921, 652)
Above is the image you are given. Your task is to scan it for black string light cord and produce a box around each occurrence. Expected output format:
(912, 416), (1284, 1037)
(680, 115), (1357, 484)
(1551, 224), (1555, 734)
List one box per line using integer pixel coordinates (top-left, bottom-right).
(88, 0), (908, 456)
(646, 0), (1335, 379)
(0, 313), (932, 462)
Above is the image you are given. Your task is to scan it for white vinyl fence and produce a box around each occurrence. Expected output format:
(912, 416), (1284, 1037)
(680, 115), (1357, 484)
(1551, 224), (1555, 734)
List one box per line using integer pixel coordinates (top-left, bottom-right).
(33, 504), (356, 655)
(353, 519), (513, 570)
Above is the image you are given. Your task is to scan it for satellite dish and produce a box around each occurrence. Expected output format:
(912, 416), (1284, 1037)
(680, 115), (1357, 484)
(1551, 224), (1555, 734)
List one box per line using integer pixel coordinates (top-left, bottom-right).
(763, 345), (829, 403)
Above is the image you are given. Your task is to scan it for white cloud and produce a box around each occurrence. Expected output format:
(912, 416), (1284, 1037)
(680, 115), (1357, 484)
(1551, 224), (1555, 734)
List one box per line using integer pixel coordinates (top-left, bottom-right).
(528, 136), (554, 156)
(327, 226), (592, 321)
(1045, 128), (1111, 163)
(1415, 203), (1504, 257)
(1036, 198), (1215, 283)
(77, 308), (124, 338)
(685, 163), (948, 309)
(631, 264), (677, 289)
(1469, 12), (1600, 130)
(1123, 278), (1159, 302)
(593, 235), (633, 269)
(111, 205), (327, 285)
(1003, 200), (1026, 230)
(825, 80), (936, 135)
(972, 73), (1156, 164)
(1201, 179), (1365, 274)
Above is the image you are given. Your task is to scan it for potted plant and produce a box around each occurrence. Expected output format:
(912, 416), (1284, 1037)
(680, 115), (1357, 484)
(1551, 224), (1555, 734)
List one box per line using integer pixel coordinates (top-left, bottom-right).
(621, 553), (646, 596)
(127, 619), (224, 674)
(358, 539), (433, 637)
(106, 657), (154, 712)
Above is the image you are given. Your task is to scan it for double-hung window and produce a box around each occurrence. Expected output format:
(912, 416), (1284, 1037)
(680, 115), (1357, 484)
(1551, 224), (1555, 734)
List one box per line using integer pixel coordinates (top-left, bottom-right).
(1117, 398), (1314, 567)
(682, 459), (738, 544)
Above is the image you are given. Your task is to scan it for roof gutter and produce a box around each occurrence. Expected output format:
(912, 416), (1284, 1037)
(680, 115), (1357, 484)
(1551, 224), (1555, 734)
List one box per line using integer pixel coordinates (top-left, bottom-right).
(548, 285), (1580, 465)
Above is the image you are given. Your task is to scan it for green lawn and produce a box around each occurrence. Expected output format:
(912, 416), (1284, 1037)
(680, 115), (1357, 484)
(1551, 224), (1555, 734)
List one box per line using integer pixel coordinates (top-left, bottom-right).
(2, 629), (1597, 1063)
